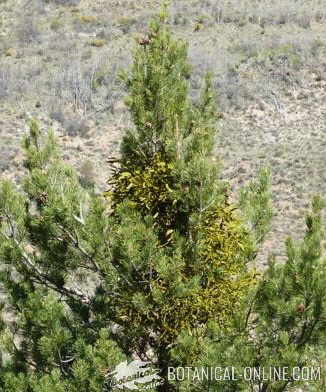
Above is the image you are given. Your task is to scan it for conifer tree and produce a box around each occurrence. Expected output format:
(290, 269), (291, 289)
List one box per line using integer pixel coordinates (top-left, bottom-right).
(173, 196), (326, 392)
(0, 7), (263, 391)
(104, 5), (261, 389)
(2, 5), (323, 392)
(0, 119), (126, 392)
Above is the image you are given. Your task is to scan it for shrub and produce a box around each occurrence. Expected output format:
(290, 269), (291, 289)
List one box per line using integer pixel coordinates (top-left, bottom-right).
(49, 108), (65, 124)
(64, 116), (90, 137)
(78, 159), (96, 189)
(15, 17), (41, 46)
(79, 15), (98, 24)
(0, 68), (10, 99)
(44, 0), (80, 5)
(50, 18), (63, 32)
(89, 39), (105, 47)
(117, 16), (138, 34)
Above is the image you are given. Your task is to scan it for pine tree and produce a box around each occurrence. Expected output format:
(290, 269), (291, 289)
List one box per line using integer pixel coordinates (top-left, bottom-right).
(0, 119), (125, 392)
(0, 7), (263, 391)
(4, 5), (325, 392)
(177, 196), (326, 392)
(104, 6), (261, 389)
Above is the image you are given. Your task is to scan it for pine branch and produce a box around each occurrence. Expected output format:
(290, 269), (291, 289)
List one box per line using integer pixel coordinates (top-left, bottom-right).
(1, 228), (91, 305)
(57, 224), (104, 278)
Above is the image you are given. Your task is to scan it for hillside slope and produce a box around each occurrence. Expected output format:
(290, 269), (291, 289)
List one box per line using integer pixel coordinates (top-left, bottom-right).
(1, 0), (326, 264)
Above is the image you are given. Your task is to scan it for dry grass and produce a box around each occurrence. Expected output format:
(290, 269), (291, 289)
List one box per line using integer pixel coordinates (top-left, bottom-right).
(0, 0), (326, 265)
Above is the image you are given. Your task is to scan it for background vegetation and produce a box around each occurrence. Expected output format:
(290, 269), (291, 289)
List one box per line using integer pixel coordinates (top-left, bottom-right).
(0, 1), (326, 391)
(1, 0), (326, 265)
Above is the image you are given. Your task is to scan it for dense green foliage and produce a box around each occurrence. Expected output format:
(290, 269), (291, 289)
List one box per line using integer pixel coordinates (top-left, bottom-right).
(105, 7), (259, 380)
(182, 196), (326, 392)
(0, 5), (325, 392)
(0, 122), (126, 392)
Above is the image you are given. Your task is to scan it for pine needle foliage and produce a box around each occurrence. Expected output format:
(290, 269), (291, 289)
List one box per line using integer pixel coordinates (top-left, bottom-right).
(0, 6), (277, 392)
(105, 0), (257, 348)
(107, 6), (220, 231)
(174, 196), (326, 392)
(103, 6), (261, 388)
(0, 120), (125, 392)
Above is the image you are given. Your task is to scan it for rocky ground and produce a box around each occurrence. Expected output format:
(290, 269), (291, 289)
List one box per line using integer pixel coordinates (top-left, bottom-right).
(1, 0), (326, 268)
